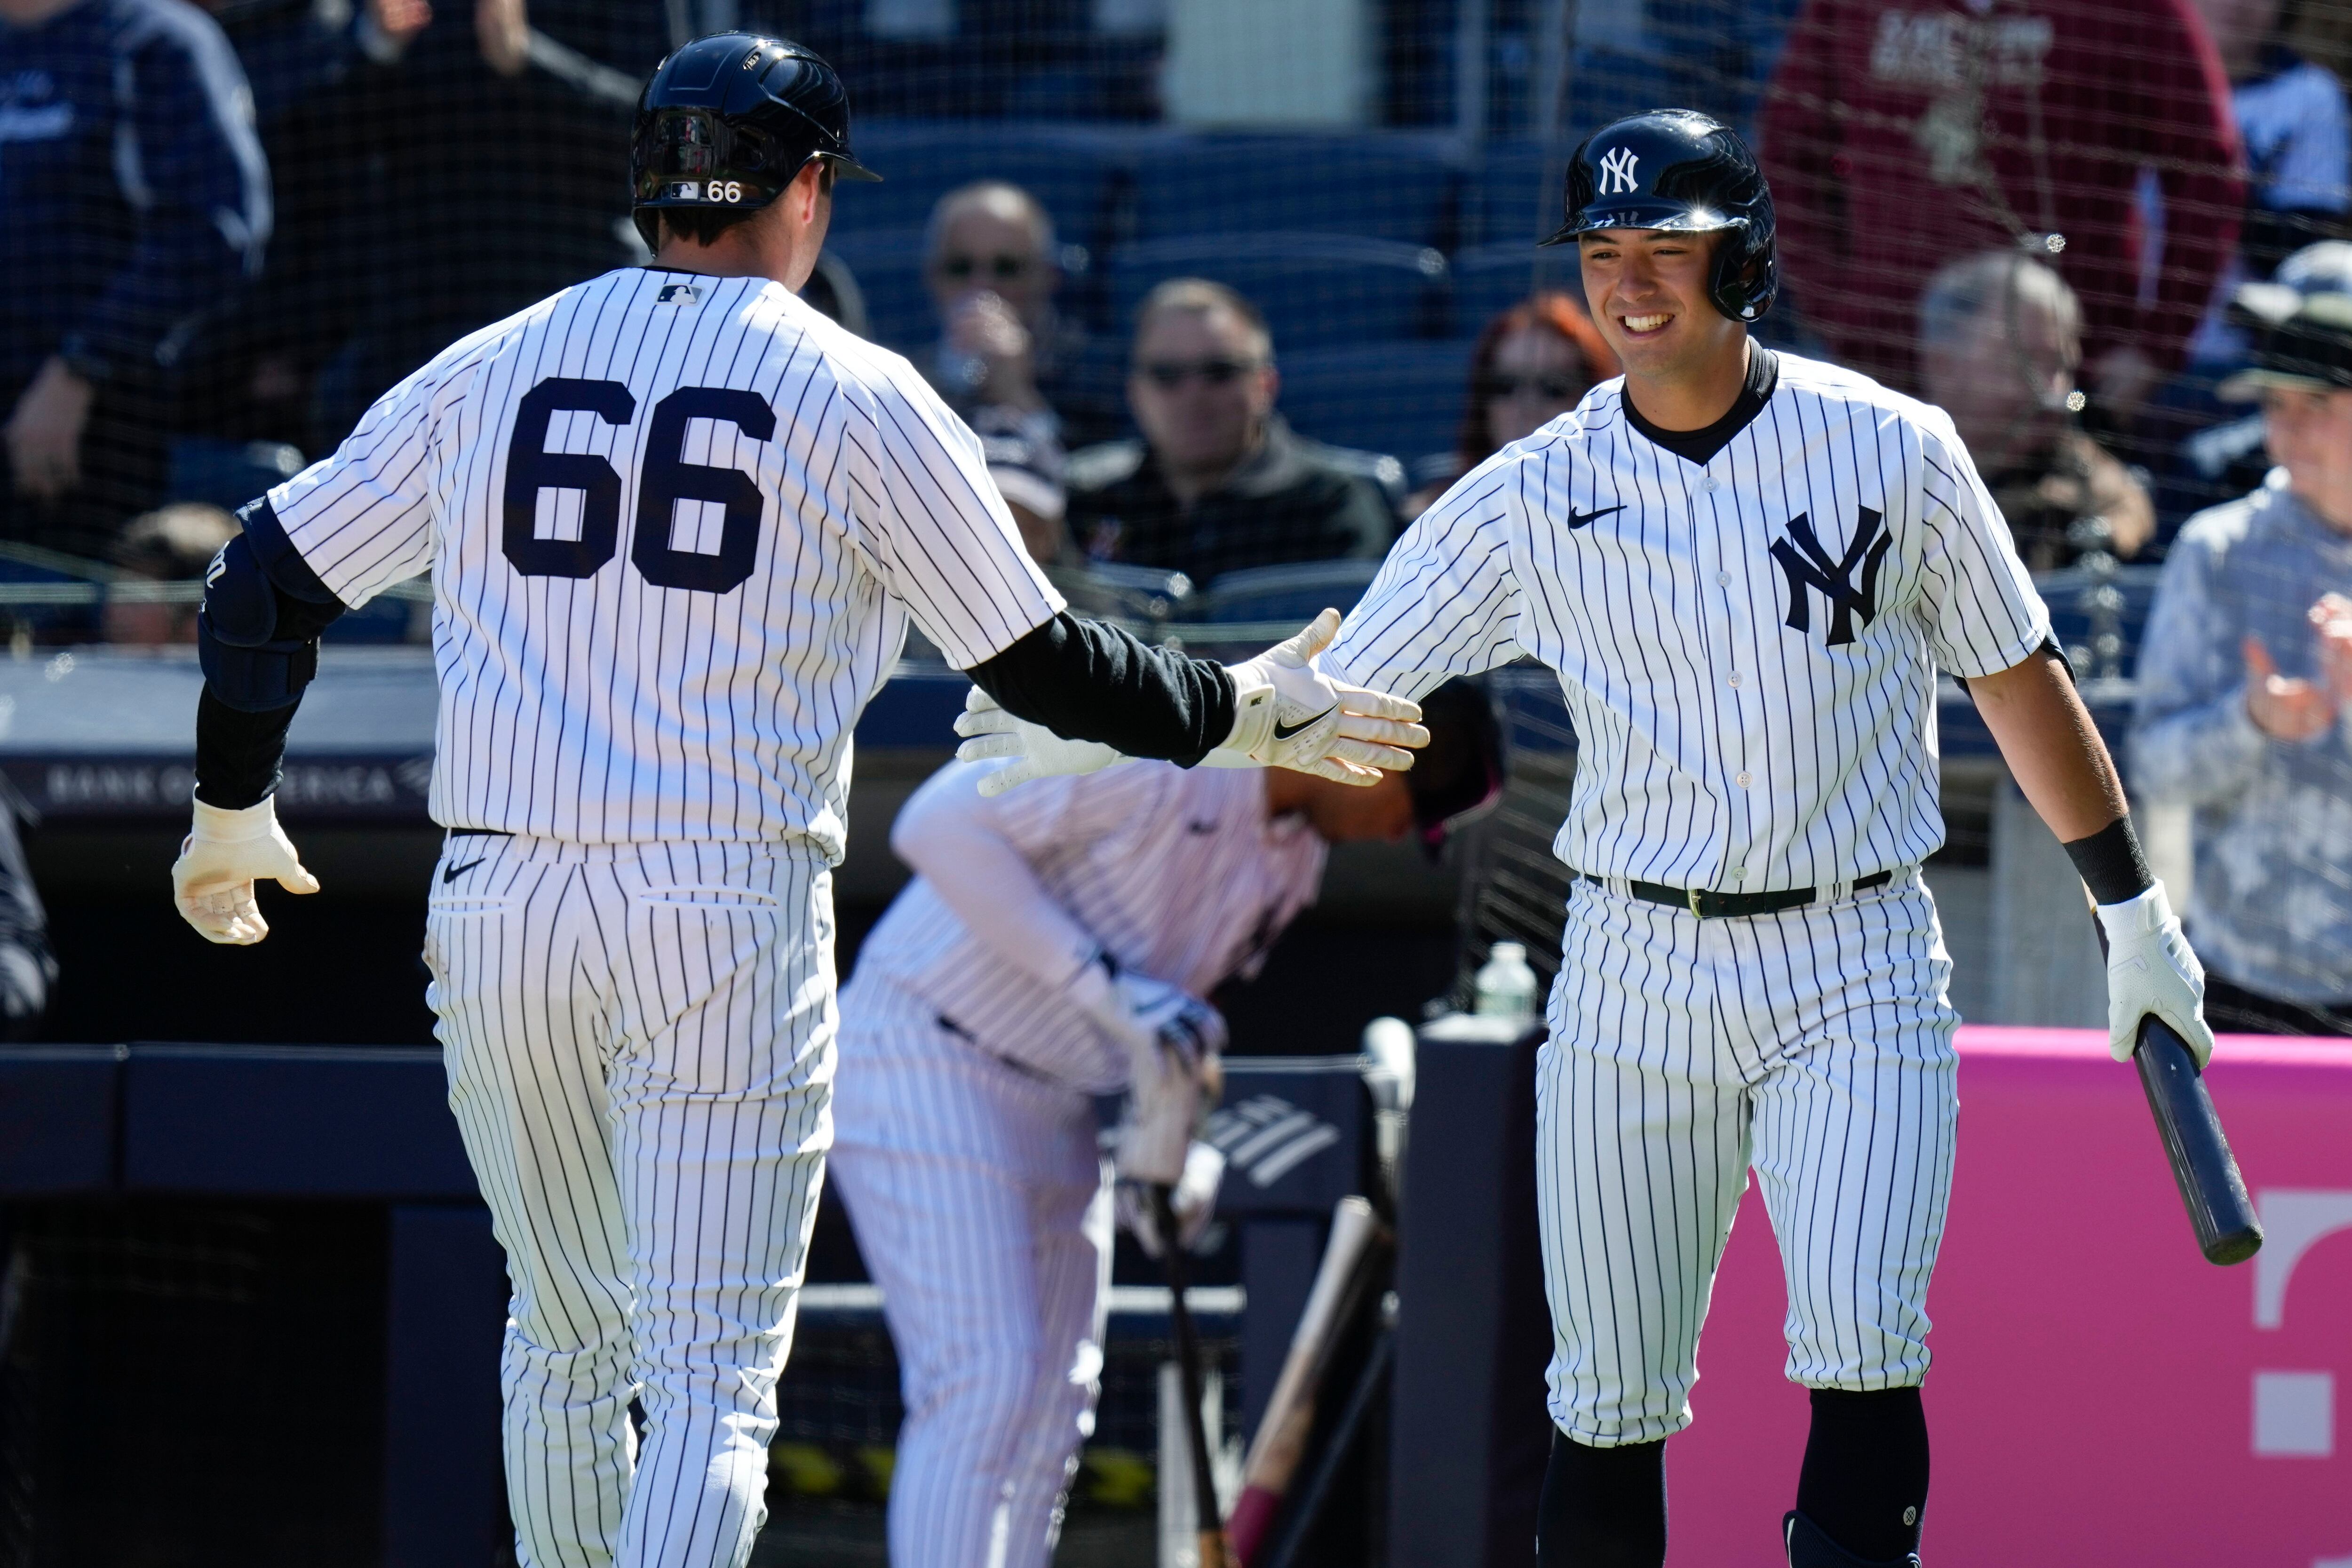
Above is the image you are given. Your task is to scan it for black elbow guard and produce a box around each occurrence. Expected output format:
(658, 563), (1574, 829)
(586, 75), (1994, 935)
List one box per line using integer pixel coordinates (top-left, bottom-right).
(197, 500), (347, 713)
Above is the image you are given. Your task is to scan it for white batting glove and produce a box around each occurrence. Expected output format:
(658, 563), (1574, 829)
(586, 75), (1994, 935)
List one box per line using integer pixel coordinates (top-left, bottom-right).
(1069, 958), (1226, 1186)
(1116, 1140), (1227, 1258)
(170, 797), (320, 945)
(2096, 883), (2217, 1069)
(1211, 609), (1426, 786)
(952, 685), (1127, 798)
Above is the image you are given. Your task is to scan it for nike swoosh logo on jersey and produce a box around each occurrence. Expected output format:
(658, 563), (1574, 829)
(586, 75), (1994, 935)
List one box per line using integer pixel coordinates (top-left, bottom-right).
(1187, 820), (1218, 835)
(1566, 504), (1625, 530)
(442, 858), (488, 884)
(1271, 707), (1336, 742)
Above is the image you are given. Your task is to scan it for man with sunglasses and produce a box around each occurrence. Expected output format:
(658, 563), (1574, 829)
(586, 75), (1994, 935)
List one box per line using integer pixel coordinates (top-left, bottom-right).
(1065, 278), (1398, 585)
(921, 182), (1084, 562)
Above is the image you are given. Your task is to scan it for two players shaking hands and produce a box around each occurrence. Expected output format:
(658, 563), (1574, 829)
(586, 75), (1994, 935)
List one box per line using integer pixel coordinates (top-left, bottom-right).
(168, 605), (1425, 1200)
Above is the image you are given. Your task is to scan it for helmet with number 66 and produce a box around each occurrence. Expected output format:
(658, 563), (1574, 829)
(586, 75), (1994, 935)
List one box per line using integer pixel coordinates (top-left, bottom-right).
(630, 33), (881, 252)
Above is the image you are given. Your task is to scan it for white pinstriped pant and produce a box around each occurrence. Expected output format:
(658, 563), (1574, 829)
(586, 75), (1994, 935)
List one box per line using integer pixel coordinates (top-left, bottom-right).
(827, 976), (1113, 1568)
(423, 834), (838, 1568)
(1539, 868), (1960, 1447)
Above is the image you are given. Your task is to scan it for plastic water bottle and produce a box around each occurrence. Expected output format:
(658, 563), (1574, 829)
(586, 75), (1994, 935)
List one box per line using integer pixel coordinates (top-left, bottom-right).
(1473, 942), (1540, 1024)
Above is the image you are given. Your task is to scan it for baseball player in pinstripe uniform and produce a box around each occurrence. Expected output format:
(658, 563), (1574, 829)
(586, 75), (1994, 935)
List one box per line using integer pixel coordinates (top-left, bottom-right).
(966, 111), (2220, 1568)
(831, 682), (1499, 1568)
(160, 34), (1422, 1568)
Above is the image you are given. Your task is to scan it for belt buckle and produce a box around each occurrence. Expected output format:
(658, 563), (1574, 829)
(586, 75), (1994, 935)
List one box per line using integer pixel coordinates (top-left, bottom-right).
(1687, 886), (1705, 919)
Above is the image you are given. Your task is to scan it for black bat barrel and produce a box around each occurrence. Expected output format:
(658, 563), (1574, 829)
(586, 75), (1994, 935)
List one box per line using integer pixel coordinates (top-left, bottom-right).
(2134, 1015), (2263, 1266)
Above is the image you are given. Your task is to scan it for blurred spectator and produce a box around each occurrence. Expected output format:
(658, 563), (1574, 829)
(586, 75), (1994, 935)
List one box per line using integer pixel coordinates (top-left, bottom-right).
(921, 181), (1074, 561)
(2194, 0), (2349, 284)
(1760, 0), (2244, 426)
(1064, 279), (1396, 585)
(1406, 292), (1619, 516)
(2130, 242), (2352, 1033)
(291, 0), (663, 446)
(104, 501), (237, 644)
(1918, 252), (2153, 568)
(0, 0), (270, 560)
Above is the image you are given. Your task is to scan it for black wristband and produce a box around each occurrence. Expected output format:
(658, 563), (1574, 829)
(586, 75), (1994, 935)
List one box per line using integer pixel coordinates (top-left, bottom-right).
(2062, 812), (2155, 906)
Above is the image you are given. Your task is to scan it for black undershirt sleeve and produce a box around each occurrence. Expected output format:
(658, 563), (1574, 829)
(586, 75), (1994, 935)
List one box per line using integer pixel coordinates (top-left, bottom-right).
(964, 613), (1237, 767)
(195, 689), (300, 810)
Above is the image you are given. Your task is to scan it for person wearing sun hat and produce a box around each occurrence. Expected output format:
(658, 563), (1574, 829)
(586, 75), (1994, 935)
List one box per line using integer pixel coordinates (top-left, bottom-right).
(2130, 241), (2352, 1034)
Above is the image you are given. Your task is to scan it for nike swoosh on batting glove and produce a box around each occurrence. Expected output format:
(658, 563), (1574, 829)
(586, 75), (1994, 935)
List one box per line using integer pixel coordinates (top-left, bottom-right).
(171, 796), (320, 945)
(952, 685), (1128, 797)
(2095, 882), (2217, 1069)
(1210, 608), (1427, 786)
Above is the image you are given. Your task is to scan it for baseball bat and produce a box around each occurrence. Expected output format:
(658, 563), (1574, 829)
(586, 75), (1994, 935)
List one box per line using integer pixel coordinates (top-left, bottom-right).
(2087, 903), (2263, 1266)
(2131, 1012), (2262, 1266)
(1226, 1196), (1388, 1564)
(1256, 1327), (1396, 1568)
(1153, 1186), (1234, 1568)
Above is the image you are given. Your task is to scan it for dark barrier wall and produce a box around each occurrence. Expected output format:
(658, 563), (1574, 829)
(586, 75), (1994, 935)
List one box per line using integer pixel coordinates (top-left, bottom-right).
(1389, 1013), (1553, 1567)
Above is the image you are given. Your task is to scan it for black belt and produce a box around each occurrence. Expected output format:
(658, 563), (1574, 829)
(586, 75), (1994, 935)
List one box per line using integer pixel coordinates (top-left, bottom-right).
(1578, 868), (1893, 919)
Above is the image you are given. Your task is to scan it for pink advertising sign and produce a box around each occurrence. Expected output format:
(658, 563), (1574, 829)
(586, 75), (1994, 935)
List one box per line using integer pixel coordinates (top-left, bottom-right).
(1664, 1027), (2352, 1567)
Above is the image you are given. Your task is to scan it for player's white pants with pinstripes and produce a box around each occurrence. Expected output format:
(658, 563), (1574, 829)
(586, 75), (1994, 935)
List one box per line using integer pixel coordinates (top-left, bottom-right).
(827, 974), (1113, 1568)
(423, 833), (838, 1568)
(1538, 868), (1960, 1447)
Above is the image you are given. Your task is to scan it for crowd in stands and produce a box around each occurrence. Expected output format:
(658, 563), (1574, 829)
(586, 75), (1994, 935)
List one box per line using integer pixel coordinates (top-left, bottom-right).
(1, 0), (2351, 1027)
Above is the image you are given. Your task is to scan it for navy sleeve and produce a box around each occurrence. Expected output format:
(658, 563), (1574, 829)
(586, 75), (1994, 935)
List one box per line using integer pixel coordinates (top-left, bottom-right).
(62, 5), (270, 379)
(965, 613), (1237, 767)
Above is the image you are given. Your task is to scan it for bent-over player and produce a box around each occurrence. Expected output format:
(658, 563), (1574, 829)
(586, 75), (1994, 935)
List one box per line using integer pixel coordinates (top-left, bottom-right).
(162, 34), (1421, 1568)
(963, 112), (2217, 1568)
(833, 682), (1499, 1568)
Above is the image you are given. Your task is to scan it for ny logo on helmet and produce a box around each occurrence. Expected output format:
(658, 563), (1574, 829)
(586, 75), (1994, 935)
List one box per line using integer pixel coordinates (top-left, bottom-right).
(1598, 147), (1641, 196)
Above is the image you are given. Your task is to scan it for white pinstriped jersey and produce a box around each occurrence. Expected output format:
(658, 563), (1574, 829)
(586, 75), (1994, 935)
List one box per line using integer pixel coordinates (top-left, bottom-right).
(848, 761), (1327, 1093)
(265, 266), (1062, 853)
(1326, 352), (2049, 892)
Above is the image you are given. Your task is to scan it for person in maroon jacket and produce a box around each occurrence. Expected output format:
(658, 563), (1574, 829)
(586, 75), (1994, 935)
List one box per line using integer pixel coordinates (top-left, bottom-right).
(1759, 0), (2246, 424)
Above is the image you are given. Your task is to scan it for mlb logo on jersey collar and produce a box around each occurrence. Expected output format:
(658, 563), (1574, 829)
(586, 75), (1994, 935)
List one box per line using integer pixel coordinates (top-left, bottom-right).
(657, 283), (702, 305)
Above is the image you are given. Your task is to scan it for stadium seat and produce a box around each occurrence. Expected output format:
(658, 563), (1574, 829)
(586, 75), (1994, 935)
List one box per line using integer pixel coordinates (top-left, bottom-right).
(821, 123), (1132, 247)
(1197, 559), (1384, 624)
(1128, 134), (1459, 245)
(1274, 343), (1471, 470)
(1105, 232), (1446, 351)
(1447, 243), (1586, 337)
(1462, 140), (1560, 248)
(820, 228), (934, 353)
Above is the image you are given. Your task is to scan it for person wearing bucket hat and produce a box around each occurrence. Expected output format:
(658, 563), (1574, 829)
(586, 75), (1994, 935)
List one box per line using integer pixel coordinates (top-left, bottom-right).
(827, 679), (1496, 1568)
(2131, 241), (2352, 1035)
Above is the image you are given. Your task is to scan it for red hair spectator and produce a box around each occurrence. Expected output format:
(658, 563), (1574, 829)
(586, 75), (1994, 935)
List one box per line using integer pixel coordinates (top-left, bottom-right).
(1410, 293), (1620, 516)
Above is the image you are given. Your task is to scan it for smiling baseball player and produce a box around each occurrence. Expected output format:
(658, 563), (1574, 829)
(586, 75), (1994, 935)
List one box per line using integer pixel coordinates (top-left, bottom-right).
(160, 33), (1420, 1568)
(962, 110), (2218, 1568)
(831, 680), (1499, 1568)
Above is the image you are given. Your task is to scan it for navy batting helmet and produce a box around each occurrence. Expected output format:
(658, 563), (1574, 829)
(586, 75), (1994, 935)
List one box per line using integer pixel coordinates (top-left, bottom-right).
(1542, 109), (1778, 324)
(630, 34), (879, 252)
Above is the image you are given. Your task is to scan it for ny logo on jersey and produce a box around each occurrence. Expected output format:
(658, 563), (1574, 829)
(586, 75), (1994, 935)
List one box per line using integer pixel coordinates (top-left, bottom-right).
(1598, 147), (1641, 195)
(1770, 507), (1892, 647)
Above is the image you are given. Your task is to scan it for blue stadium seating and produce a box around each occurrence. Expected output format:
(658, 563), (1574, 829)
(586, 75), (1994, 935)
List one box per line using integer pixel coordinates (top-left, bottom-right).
(1447, 243), (1587, 338)
(1275, 342), (1471, 467)
(1197, 559), (1384, 624)
(1128, 134), (1459, 245)
(1105, 232), (1446, 352)
(821, 228), (934, 352)
(825, 122), (1132, 245)
(1462, 140), (1559, 248)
